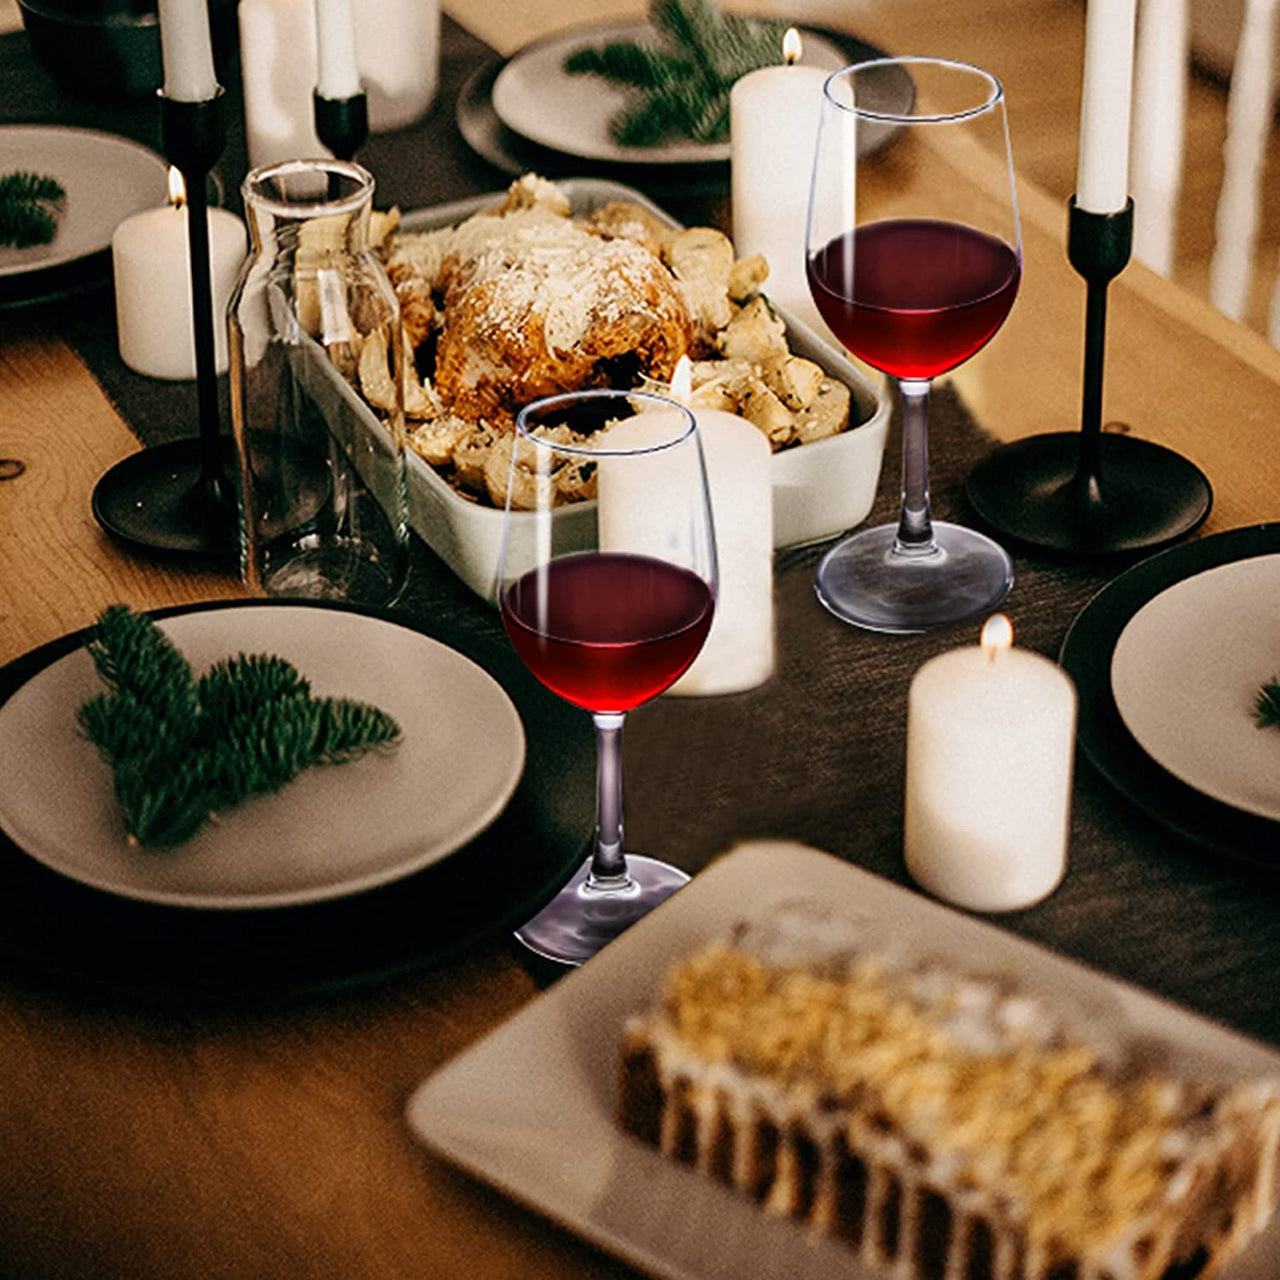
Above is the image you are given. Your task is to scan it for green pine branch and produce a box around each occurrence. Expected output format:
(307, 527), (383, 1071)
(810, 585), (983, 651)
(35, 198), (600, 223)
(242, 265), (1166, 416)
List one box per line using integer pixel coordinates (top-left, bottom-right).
(0, 171), (66, 249)
(78, 606), (402, 847)
(1256, 679), (1280, 730)
(564, 0), (788, 148)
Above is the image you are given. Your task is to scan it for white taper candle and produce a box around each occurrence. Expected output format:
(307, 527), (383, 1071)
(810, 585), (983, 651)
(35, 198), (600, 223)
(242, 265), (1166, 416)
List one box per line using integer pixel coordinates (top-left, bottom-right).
(1076, 0), (1138, 213)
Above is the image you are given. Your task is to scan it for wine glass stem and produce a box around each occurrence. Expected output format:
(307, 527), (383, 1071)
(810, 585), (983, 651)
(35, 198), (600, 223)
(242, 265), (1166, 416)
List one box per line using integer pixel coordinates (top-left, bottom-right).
(588, 711), (630, 888)
(894, 378), (937, 554)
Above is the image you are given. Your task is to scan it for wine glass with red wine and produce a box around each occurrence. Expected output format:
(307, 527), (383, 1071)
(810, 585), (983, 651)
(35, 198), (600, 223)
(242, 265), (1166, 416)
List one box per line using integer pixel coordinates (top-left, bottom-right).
(806, 57), (1021, 632)
(497, 390), (717, 966)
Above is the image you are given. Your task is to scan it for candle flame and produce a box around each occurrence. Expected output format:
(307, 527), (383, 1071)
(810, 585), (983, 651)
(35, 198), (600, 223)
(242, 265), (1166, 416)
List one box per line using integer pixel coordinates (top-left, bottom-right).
(981, 613), (1013, 660)
(783, 27), (803, 65)
(167, 166), (187, 210)
(670, 355), (693, 406)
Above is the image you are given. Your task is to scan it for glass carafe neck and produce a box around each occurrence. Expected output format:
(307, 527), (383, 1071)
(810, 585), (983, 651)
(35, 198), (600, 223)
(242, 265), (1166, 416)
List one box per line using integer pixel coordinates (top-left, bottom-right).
(242, 158), (375, 259)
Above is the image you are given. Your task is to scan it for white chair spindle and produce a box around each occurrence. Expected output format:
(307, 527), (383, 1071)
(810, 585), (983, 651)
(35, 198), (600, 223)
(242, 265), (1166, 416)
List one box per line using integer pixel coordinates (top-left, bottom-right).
(1131, 0), (1189, 276)
(1209, 0), (1280, 322)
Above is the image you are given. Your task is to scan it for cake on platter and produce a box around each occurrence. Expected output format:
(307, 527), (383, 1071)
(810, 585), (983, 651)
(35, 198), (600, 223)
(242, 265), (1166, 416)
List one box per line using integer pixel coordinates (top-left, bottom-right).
(617, 902), (1280, 1280)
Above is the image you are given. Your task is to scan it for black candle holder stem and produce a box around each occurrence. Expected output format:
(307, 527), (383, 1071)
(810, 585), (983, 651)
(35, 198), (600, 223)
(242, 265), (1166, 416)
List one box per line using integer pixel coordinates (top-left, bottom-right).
(92, 89), (240, 559)
(314, 90), (369, 163)
(966, 197), (1212, 555)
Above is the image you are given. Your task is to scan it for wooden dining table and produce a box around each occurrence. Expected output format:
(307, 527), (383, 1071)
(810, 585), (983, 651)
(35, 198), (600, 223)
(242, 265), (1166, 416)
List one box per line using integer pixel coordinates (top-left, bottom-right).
(3, 1), (1280, 1276)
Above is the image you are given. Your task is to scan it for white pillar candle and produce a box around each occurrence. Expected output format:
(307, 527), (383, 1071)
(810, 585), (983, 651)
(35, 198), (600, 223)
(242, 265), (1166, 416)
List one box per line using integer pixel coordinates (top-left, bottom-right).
(157, 0), (219, 102)
(239, 0), (326, 168)
(1076, 0), (1138, 213)
(112, 171), (247, 380)
(353, 0), (441, 132)
(730, 29), (827, 318)
(904, 615), (1077, 912)
(315, 0), (361, 100)
(598, 401), (773, 697)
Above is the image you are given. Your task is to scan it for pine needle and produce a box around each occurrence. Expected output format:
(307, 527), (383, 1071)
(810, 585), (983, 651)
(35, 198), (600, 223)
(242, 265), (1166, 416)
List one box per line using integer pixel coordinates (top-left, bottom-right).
(78, 606), (402, 846)
(0, 170), (66, 249)
(564, 0), (787, 148)
(1256, 679), (1280, 730)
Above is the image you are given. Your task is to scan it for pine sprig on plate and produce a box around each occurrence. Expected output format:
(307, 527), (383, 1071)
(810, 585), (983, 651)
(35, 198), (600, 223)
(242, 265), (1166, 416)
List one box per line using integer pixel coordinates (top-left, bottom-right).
(77, 605), (402, 847)
(564, 0), (789, 147)
(0, 171), (66, 249)
(1256, 678), (1280, 730)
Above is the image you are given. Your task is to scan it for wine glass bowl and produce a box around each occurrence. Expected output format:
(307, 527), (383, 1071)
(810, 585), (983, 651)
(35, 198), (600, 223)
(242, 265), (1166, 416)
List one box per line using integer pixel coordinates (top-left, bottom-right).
(806, 57), (1021, 633)
(497, 390), (717, 965)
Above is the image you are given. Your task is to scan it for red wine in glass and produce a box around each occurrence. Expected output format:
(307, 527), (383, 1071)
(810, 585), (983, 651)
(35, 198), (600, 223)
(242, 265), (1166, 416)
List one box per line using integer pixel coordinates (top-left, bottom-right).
(808, 219), (1021, 380)
(502, 553), (715, 714)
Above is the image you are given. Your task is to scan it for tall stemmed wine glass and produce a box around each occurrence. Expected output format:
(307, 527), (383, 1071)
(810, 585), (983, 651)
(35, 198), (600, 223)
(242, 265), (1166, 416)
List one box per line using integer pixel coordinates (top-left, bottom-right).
(497, 390), (717, 966)
(806, 57), (1021, 632)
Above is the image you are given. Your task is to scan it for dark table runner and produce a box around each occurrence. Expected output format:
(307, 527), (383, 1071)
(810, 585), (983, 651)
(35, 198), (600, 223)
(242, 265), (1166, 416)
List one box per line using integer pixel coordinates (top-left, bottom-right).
(3, 20), (1278, 1041)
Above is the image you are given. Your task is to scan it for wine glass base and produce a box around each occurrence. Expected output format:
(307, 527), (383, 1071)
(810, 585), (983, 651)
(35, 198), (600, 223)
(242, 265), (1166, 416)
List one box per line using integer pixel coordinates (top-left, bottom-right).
(92, 437), (239, 559)
(966, 432), (1213, 554)
(814, 520), (1013, 634)
(514, 854), (691, 967)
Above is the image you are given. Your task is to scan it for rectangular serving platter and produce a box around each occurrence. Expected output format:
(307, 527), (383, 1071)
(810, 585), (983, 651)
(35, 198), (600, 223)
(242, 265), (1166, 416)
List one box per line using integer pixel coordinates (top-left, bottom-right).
(323, 178), (891, 601)
(406, 841), (1280, 1280)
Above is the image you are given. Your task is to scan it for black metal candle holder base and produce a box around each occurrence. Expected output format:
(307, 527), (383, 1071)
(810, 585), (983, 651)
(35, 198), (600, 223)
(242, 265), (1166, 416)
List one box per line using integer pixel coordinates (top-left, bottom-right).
(93, 89), (239, 560)
(967, 198), (1212, 555)
(93, 437), (238, 559)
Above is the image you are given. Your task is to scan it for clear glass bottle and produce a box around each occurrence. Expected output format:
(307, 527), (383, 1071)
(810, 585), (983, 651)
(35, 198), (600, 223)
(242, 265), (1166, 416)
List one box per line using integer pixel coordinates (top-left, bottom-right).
(228, 158), (408, 605)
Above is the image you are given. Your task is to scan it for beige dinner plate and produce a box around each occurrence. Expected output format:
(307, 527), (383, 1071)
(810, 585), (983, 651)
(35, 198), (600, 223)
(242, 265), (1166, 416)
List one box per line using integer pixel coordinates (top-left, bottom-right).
(407, 840), (1280, 1280)
(490, 20), (849, 165)
(0, 125), (168, 278)
(0, 605), (525, 909)
(1110, 554), (1280, 822)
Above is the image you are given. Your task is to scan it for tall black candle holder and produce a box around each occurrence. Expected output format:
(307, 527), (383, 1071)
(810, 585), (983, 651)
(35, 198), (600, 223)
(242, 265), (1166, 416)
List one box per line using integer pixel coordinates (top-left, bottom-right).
(314, 90), (369, 162)
(92, 89), (239, 559)
(965, 198), (1212, 555)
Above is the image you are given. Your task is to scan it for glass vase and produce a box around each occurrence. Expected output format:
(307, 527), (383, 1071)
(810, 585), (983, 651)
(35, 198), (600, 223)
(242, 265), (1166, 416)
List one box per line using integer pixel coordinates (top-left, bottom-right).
(228, 158), (408, 605)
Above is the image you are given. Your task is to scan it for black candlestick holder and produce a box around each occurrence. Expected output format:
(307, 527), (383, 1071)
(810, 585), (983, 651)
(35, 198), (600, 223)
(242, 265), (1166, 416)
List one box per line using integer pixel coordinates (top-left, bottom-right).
(314, 90), (369, 162)
(92, 89), (239, 559)
(966, 198), (1212, 555)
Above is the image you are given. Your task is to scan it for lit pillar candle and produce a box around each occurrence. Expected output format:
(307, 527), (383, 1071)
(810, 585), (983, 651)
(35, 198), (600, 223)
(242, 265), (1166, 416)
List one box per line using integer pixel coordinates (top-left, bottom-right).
(1076, 0), (1138, 213)
(112, 168), (248, 379)
(904, 615), (1077, 912)
(730, 28), (828, 318)
(239, 0), (326, 168)
(157, 0), (218, 101)
(315, 0), (361, 99)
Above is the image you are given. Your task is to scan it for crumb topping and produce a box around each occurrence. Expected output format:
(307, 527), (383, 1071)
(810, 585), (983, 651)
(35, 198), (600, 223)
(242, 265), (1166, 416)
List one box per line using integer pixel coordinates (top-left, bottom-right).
(661, 946), (1187, 1252)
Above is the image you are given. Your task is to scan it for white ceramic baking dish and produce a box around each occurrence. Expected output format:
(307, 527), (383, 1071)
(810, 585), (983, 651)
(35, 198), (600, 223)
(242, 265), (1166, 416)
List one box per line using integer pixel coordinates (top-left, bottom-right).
(330, 178), (891, 601)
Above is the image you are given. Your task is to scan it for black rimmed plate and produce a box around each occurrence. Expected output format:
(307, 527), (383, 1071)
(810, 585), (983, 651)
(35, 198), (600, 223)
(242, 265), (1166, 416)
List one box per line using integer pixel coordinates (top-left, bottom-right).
(1060, 524), (1280, 861)
(457, 26), (911, 181)
(0, 125), (168, 308)
(0, 600), (593, 998)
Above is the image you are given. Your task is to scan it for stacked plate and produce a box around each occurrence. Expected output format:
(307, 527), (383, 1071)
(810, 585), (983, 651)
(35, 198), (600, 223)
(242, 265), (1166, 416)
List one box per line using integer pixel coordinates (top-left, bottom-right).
(457, 20), (912, 180)
(1061, 524), (1280, 859)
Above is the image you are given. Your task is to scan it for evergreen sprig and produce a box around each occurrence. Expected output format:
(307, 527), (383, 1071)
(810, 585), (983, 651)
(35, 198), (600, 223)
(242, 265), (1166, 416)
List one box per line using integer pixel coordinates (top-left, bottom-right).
(0, 171), (66, 249)
(565, 0), (788, 147)
(1256, 678), (1280, 730)
(77, 605), (402, 847)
